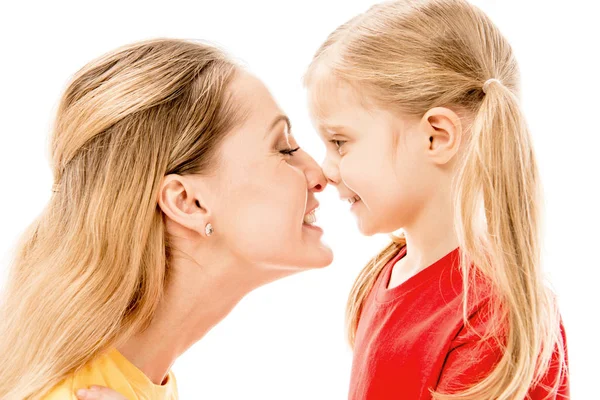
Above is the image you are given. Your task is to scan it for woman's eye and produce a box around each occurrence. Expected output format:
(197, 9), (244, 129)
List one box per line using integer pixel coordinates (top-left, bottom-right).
(280, 146), (300, 156)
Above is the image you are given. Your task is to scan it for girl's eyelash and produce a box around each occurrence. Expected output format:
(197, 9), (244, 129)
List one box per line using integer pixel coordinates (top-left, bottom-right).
(331, 139), (346, 148)
(280, 146), (301, 156)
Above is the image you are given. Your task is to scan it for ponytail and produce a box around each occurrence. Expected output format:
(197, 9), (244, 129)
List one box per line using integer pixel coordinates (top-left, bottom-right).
(446, 79), (567, 399)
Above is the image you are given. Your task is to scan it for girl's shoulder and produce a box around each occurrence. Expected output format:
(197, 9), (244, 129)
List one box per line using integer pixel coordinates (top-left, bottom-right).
(439, 291), (569, 398)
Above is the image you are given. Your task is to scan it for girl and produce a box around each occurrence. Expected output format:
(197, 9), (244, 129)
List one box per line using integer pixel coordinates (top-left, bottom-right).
(303, 0), (569, 399)
(0, 38), (332, 400)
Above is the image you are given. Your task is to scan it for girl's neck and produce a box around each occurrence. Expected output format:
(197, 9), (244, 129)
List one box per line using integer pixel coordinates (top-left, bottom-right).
(389, 191), (459, 288)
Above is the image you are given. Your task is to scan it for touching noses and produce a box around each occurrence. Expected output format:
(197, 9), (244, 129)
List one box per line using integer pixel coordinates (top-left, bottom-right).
(300, 152), (328, 193)
(320, 154), (340, 186)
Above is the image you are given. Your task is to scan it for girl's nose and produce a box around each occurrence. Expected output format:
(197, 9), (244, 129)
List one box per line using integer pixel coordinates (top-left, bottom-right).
(321, 157), (340, 186)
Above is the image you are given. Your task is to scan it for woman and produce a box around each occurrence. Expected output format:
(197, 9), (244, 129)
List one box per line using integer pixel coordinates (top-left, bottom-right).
(0, 38), (333, 400)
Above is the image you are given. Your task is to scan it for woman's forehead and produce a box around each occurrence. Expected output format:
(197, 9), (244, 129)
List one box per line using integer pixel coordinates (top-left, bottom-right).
(228, 71), (287, 134)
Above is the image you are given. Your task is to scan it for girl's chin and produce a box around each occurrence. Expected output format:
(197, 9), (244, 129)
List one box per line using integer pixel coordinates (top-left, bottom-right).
(356, 220), (380, 237)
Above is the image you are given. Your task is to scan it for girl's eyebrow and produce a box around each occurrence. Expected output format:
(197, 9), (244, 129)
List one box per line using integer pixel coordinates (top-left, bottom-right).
(322, 124), (349, 136)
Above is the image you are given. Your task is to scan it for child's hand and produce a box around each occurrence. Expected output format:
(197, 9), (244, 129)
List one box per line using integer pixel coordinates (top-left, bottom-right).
(75, 386), (128, 400)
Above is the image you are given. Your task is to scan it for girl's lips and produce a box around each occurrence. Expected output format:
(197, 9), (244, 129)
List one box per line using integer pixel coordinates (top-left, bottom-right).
(351, 198), (362, 209)
(344, 195), (361, 205)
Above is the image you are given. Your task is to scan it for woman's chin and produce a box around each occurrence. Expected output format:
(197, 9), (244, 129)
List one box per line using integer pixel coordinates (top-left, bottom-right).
(297, 244), (334, 270)
(313, 246), (334, 268)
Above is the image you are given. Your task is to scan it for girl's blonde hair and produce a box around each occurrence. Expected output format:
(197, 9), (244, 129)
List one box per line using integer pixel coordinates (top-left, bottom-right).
(305, 0), (566, 398)
(0, 38), (246, 399)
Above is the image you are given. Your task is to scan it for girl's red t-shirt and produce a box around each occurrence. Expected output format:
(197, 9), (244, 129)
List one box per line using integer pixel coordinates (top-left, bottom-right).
(349, 246), (569, 399)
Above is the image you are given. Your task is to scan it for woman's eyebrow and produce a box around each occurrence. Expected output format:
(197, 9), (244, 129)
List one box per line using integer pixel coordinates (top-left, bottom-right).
(265, 114), (292, 138)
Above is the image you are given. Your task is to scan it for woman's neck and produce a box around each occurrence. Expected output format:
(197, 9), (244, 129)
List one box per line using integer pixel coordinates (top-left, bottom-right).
(116, 253), (264, 385)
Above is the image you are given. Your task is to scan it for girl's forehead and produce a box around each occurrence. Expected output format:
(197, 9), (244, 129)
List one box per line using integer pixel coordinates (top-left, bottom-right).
(307, 74), (367, 124)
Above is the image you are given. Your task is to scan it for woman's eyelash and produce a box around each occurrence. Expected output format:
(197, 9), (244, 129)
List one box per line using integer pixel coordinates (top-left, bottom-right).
(280, 146), (300, 156)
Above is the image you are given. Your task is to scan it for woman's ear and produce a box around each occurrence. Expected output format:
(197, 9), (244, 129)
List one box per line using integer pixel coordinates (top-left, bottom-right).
(157, 174), (212, 235)
(419, 107), (463, 165)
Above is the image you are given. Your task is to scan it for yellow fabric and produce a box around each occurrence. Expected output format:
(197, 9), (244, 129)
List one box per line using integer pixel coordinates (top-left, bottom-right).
(42, 348), (178, 399)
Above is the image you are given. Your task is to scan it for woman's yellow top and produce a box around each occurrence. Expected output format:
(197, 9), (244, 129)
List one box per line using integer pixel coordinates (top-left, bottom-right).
(42, 348), (178, 399)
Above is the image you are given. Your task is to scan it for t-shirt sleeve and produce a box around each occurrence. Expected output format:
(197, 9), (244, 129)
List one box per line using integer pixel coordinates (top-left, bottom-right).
(528, 322), (570, 399)
(435, 298), (502, 394)
(435, 299), (569, 399)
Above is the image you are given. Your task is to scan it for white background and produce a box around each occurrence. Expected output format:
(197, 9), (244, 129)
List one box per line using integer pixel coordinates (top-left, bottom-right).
(1, 1), (598, 399)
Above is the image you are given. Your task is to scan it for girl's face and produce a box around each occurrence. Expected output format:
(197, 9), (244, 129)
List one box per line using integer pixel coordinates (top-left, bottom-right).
(203, 71), (333, 270)
(308, 80), (437, 236)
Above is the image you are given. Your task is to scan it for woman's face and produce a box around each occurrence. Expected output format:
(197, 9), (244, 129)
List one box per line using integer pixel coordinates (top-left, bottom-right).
(202, 71), (333, 271)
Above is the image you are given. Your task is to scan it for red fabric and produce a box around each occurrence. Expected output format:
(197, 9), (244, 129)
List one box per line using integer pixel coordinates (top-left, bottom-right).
(348, 246), (569, 399)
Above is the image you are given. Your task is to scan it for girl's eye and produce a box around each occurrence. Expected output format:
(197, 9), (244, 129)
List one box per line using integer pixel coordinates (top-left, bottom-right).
(331, 139), (346, 153)
(280, 146), (300, 156)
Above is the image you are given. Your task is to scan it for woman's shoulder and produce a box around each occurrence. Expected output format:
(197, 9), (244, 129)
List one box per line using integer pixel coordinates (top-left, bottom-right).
(40, 375), (77, 400)
(40, 349), (127, 399)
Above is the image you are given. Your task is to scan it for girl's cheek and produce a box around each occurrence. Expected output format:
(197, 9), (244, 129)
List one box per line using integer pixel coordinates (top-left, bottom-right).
(338, 155), (349, 180)
(340, 155), (361, 188)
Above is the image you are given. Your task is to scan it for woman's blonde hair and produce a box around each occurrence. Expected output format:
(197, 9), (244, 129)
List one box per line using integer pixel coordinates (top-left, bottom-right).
(305, 0), (566, 398)
(0, 38), (246, 399)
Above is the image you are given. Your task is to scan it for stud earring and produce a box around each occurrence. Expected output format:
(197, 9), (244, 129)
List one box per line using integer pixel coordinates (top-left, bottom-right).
(205, 223), (214, 237)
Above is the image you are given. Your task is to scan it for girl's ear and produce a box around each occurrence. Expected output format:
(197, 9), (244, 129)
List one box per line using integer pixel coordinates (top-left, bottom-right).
(420, 107), (463, 165)
(156, 174), (213, 235)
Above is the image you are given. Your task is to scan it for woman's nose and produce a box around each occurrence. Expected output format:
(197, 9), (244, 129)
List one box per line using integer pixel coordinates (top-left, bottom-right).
(300, 151), (327, 193)
(306, 163), (327, 193)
